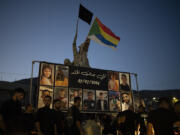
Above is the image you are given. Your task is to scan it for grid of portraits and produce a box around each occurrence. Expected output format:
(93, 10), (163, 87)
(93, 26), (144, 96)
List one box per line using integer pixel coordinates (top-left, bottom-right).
(38, 62), (133, 112)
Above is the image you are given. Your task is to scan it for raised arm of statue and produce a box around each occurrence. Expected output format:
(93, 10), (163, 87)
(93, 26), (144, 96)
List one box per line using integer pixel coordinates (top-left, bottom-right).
(80, 38), (90, 54)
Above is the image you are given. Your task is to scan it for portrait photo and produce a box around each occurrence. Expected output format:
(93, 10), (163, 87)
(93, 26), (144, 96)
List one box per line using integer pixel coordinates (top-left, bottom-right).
(119, 73), (130, 91)
(83, 89), (95, 111)
(96, 90), (108, 111)
(38, 86), (53, 109)
(121, 91), (133, 111)
(40, 63), (54, 86)
(69, 88), (82, 108)
(55, 65), (69, 87)
(54, 87), (68, 110)
(108, 72), (119, 91)
(109, 91), (121, 111)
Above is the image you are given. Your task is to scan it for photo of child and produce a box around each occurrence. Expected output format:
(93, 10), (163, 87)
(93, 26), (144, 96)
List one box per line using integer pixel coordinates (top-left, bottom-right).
(40, 63), (54, 86)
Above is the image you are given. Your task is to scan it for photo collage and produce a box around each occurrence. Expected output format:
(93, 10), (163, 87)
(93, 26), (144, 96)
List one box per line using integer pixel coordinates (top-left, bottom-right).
(38, 62), (133, 112)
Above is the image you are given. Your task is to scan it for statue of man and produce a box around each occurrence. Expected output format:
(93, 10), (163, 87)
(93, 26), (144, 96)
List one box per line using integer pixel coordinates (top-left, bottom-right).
(72, 31), (90, 68)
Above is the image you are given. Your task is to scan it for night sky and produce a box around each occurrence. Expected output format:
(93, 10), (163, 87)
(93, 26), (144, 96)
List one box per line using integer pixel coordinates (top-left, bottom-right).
(0, 0), (180, 90)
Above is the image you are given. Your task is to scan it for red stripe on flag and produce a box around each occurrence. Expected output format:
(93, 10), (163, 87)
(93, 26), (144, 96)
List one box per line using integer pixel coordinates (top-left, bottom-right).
(96, 18), (120, 41)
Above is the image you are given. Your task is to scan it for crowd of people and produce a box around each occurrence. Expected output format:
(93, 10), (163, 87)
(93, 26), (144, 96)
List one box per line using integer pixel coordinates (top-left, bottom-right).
(0, 88), (180, 135)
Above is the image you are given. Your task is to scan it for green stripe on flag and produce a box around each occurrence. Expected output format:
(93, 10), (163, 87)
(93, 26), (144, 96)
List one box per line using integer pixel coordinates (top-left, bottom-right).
(88, 19), (100, 36)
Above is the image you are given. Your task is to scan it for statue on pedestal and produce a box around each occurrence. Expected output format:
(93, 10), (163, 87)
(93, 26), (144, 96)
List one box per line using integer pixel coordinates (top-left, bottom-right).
(72, 31), (90, 68)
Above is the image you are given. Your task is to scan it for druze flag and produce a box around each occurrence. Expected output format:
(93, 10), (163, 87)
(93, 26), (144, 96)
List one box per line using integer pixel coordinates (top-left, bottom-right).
(88, 17), (120, 49)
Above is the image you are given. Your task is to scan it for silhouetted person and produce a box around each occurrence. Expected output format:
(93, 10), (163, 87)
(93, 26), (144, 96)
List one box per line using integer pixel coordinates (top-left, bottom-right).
(23, 104), (36, 135)
(0, 88), (25, 133)
(122, 106), (138, 135)
(53, 99), (64, 135)
(70, 97), (84, 135)
(102, 114), (114, 135)
(147, 97), (177, 135)
(115, 111), (126, 135)
(36, 95), (56, 135)
(137, 105), (147, 135)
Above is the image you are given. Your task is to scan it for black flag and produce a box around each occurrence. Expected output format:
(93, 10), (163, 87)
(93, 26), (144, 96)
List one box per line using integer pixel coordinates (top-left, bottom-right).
(78, 4), (93, 25)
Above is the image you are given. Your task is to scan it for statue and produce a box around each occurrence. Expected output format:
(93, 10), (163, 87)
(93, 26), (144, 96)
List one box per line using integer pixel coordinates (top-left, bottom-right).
(72, 31), (90, 68)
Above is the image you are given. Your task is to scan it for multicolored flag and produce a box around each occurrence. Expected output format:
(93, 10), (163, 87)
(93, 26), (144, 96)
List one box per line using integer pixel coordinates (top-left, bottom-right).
(88, 17), (120, 49)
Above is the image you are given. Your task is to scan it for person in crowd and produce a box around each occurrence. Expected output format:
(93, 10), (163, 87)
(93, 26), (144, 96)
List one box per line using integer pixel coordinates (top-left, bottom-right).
(38, 90), (51, 108)
(70, 97), (84, 135)
(55, 66), (68, 86)
(102, 114), (114, 135)
(40, 64), (53, 85)
(114, 111), (126, 135)
(147, 97), (177, 135)
(108, 73), (119, 91)
(36, 95), (56, 135)
(121, 92), (131, 111)
(24, 104), (36, 135)
(0, 88), (25, 133)
(136, 105), (147, 135)
(173, 101), (180, 135)
(96, 92), (108, 111)
(83, 91), (95, 110)
(58, 89), (68, 109)
(53, 99), (64, 135)
(121, 106), (138, 135)
(120, 74), (130, 91)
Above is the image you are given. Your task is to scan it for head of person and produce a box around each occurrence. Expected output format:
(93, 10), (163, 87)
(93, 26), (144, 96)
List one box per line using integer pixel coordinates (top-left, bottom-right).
(41, 90), (50, 99)
(87, 91), (93, 100)
(13, 88), (25, 102)
(74, 96), (81, 107)
(42, 64), (52, 79)
(99, 92), (105, 100)
(43, 95), (52, 107)
(158, 97), (171, 109)
(121, 74), (127, 84)
(122, 93), (130, 103)
(74, 90), (79, 97)
(54, 99), (61, 110)
(110, 73), (116, 80)
(174, 101), (180, 114)
(59, 89), (66, 97)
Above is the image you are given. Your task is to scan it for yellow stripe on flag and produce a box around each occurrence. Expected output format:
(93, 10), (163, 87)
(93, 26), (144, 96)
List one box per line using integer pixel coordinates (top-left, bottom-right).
(99, 27), (119, 45)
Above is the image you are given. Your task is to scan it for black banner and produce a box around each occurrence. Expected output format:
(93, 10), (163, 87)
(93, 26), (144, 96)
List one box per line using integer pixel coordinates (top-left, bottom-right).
(69, 66), (108, 90)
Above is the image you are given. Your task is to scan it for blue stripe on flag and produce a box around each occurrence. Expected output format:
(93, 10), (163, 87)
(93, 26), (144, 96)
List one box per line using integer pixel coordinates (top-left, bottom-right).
(96, 34), (117, 48)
